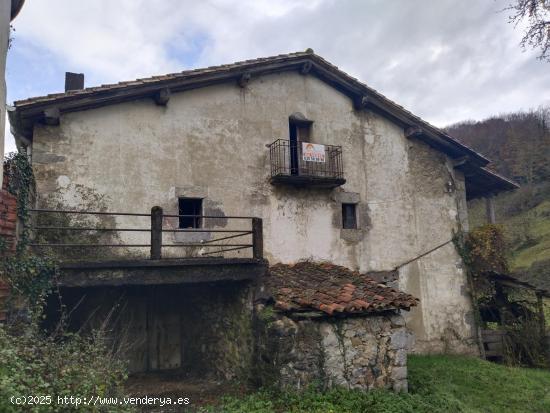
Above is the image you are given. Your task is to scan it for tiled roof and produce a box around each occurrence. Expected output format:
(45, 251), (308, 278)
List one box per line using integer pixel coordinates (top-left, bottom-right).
(266, 262), (418, 316)
(14, 51), (312, 107)
(13, 49), (488, 164)
(11, 49), (517, 197)
(6, 51), (481, 159)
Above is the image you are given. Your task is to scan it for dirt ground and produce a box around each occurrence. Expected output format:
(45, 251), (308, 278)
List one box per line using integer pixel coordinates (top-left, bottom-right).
(125, 371), (249, 412)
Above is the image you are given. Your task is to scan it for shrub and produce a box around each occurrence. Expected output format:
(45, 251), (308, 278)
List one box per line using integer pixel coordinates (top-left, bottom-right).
(0, 324), (132, 413)
(1, 154), (134, 412)
(464, 224), (509, 274)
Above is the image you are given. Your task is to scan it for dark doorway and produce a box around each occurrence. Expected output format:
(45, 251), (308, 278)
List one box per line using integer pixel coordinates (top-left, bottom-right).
(288, 114), (313, 176)
(289, 122), (299, 175)
(45, 282), (252, 375)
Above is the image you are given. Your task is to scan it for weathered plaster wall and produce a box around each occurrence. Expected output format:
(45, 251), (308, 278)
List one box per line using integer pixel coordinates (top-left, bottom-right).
(254, 308), (411, 392)
(30, 71), (477, 354)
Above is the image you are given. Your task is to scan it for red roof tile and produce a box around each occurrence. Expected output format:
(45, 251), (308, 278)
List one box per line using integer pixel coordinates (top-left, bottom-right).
(266, 262), (418, 316)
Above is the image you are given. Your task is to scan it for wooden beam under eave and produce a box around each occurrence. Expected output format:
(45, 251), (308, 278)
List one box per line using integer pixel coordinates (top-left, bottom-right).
(154, 88), (170, 106)
(238, 72), (251, 88)
(353, 95), (369, 110)
(43, 107), (60, 126)
(405, 126), (423, 139)
(452, 156), (470, 169)
(300, 61), (312, 75)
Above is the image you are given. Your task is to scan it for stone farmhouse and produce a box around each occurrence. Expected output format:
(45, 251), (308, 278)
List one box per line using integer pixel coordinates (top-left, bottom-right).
(8, 50), (517, 390)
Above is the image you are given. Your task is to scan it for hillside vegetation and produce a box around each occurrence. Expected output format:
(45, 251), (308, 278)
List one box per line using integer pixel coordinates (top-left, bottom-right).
(204, 355), (550, 413)
(445, 107), (550, 289)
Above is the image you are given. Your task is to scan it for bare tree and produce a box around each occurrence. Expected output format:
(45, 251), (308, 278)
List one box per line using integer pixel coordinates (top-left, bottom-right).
(507, 0), (550, 61)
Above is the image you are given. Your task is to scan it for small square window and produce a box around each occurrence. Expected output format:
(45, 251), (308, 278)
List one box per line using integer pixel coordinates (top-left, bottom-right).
(342, 203), (357, 229)
(179, 198), (202, 228)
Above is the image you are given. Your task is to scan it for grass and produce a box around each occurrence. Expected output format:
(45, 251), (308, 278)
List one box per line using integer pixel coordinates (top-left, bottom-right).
(507, 200), (550, 270)
(202, 355), (550, 413)
(408, 355), (550, 413)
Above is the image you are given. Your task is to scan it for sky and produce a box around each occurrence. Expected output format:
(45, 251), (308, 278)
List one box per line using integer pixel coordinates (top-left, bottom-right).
(4, 0), (550, 154)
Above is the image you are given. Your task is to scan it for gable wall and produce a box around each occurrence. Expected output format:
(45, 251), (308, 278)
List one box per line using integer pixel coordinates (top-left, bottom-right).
(30, 71), (477, 354)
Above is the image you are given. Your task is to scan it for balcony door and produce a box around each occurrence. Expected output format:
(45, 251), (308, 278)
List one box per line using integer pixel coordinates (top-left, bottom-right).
(289, 122), (299, 175)
(288, 114), (312, 176)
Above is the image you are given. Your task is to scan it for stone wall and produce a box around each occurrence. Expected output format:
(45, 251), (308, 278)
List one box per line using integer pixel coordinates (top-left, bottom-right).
(179, 282), (255, 380)
(254, 307), (412, 392)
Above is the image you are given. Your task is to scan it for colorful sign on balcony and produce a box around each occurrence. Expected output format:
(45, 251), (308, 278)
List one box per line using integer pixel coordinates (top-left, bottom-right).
(302, 142), (325, 162)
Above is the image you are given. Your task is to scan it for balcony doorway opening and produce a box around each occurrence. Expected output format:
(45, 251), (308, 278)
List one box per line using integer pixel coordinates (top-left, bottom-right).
(288, 113), (313, 176)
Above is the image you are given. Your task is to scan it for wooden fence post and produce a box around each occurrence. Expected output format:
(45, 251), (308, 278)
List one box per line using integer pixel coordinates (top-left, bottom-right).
(150, 206), (163, 260)
(252, 218), (263, 259)
(536, 292), (548, 363)
(485, 194), (496, 224)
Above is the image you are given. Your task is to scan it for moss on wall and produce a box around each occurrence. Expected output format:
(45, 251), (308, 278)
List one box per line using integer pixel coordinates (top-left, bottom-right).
(253, 307), (411, 392)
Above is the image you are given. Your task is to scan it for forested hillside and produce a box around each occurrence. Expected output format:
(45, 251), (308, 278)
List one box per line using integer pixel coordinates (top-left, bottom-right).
(445, 107), (550, 289)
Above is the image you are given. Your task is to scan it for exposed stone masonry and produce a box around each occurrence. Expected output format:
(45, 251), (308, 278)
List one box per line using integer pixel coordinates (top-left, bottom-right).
(255, 308), (411, 392)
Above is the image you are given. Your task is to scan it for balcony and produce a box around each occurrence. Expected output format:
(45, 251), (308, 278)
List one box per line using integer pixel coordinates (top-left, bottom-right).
(268, 139), (346, 188)
(27, 207), (266, 287)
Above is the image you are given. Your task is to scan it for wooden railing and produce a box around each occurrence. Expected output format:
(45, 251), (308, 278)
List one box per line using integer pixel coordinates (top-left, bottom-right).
(27, 206), (263, 260)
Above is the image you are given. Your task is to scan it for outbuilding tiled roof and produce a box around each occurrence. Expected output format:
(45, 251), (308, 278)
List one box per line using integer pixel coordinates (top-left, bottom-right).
(266, 262), (418, 316)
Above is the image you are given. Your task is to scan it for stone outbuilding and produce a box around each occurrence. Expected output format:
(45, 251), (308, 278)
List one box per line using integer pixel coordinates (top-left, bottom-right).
(254, 262), (418, 392)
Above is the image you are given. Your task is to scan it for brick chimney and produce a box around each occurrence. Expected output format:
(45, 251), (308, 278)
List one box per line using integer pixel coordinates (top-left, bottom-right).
(65, 72), (84, 92)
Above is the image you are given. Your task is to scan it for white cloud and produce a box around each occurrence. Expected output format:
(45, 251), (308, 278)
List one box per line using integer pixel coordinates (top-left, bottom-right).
(6, 0), (550, 140)
(9, 0), (326, 84)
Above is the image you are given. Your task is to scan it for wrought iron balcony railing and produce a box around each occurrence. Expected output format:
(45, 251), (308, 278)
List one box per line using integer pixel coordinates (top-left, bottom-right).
(268, 139), (345, 188)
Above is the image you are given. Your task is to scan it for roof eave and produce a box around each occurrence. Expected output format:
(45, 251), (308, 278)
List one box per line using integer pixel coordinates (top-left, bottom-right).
(10, 51), (494, 168)
(459, 166), (520, 200)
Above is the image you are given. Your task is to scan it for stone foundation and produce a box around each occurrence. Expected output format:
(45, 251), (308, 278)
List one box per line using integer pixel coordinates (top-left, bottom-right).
(254, 307), (412, 392)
